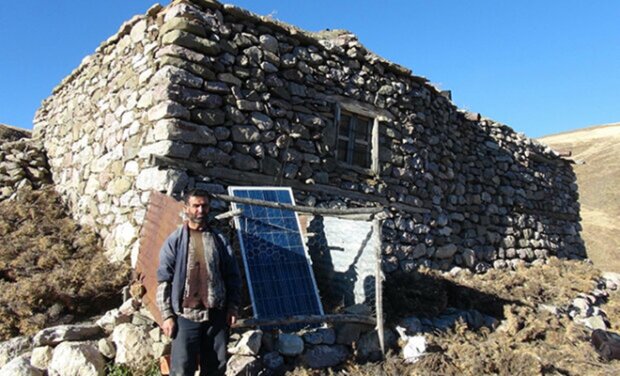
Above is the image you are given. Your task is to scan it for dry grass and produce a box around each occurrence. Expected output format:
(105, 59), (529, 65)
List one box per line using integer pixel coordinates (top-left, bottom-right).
(288, 259), (620, 375)
(539, 123), (620, 273)
(0, 186), (129, 340)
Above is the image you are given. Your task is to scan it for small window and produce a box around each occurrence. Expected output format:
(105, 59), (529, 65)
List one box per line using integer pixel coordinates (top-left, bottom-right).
(336, 112), (373, 169)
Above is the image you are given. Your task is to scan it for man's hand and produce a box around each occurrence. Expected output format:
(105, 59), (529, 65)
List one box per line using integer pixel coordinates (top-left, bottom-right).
(162, 317), (176, 338)
(227, 309), (238, 327)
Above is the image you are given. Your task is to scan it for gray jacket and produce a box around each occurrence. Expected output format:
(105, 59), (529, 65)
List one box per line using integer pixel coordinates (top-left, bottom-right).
(157, 224), (242, 316)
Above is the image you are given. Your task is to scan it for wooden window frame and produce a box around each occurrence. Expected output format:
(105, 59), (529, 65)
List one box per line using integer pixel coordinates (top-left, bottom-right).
(334, 102), (384, 176)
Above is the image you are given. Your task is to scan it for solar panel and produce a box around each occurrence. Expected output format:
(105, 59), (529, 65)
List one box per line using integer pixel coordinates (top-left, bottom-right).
(228, 187), (324, 330)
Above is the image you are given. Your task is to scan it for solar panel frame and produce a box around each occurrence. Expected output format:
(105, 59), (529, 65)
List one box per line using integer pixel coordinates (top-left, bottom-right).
(228, 186), (324, 328)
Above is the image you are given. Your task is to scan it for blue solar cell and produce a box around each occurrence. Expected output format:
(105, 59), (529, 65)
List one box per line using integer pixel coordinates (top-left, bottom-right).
(229, 187), (323, 331)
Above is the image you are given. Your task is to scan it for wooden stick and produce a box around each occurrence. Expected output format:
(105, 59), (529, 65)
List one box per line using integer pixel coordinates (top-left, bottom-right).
(211, 193), (383, 216)
(374, 218), (385, 357)
(232, 313), (376, 329)
(214, 209), (243, 220)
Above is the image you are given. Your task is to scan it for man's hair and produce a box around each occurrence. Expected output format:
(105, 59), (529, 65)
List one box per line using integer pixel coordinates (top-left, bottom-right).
(183, 189), (211, 204)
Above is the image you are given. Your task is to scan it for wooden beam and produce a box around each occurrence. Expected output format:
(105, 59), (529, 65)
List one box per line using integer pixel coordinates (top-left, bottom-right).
(211, 193), (383, 216)
(233, 313), (376, 329)
(150, 155), (430, 215)
(374, 219), (385, 358)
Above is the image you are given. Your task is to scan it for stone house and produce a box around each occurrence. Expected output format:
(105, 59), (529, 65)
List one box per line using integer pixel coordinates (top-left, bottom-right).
(33, 0), (584, 274)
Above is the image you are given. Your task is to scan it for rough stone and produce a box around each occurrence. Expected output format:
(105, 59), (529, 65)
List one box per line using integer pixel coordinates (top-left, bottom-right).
(262, 351), (284, 370)
(112, 323), (153, 368)
(226, 355), (261, 376)
(97, 338), (116, 359)
(435, 244), (458, 259)
(48, 342), (105, 376)
(276, 333), (304, 356)
(33, 325), (102, 346)
(0, 336), (31, 368)
(230, 330), (262, 356)
(303, 345), (349, 369)
(231, 125), (261, 143)
(30, 346), (53, 370)
(0, 356), (43, 376)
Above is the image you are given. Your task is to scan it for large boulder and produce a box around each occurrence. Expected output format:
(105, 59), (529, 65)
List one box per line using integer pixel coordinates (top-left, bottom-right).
(48, 342), (105, 376)
(112, 323), (153, 368)
(276, 333), (304, 356)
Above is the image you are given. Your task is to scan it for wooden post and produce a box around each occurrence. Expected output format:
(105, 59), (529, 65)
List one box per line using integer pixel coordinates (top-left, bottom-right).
(374, 217), (385, 357)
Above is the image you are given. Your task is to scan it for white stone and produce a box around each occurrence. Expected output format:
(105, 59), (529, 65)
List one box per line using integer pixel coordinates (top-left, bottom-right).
(48, 342), (105, 376)
(97, 338), (116, 359)
(138, 68), (154, 84)
(91, 154), (114, 173)
(120, 111), (135, 128)
(123, 160), (140, 176)
(402, 335), (426, 364)
(230, 330), (262, 356)
(136, 167), (188, 193)
(112, 323), (153, 369)
(226, 355), (260, 376)
(130, 241), (141, 268)
(0, 356), (42, 376)
(114, 222), (137, 247)
(130, 19), (148, 43)
(84, 176), (100, 195)
(105, 245), (131, 263)
(128, 120), (141, 136)
(30, 346), (53, 370)
(137, 90), (153, 108)
(0, 336), (31, 367)
(96, 309), (130, 333)
(138, 140), (193, 159)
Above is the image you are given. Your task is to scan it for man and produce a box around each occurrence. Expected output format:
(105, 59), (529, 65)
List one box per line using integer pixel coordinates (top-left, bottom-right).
(157, 189), (242, 376)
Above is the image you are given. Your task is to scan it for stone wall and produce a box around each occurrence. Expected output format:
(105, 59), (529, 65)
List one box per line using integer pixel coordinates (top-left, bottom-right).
(33, 0), (584, 272)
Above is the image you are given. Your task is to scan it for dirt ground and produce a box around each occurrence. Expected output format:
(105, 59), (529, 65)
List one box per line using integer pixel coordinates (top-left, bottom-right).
(0, 186), (129, 340)
(291, 258), (620, 375)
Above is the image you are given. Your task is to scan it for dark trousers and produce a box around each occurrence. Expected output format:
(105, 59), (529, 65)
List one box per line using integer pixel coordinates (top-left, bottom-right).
(171, 310), (229, 376)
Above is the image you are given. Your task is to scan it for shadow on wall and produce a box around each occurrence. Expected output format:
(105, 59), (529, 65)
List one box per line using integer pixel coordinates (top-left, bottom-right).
(306, 215), (378, 313)
(380, 116), (586, 274)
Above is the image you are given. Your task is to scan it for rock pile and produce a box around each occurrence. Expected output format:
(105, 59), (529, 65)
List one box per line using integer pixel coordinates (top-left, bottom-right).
(0, 299), (167, 376)
(563, 272), (620, 331)
(0, 298), (387, 375)
(0, 139), (51, 201)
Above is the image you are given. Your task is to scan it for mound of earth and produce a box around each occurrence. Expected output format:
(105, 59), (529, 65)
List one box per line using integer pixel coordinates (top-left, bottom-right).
(539, 123), (620, 273)
(0, 123), (30, 142)
(0, 186), (129, 340)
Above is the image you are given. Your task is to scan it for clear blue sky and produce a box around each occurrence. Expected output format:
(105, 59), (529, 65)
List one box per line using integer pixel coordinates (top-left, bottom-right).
(1, 1), (618, 138)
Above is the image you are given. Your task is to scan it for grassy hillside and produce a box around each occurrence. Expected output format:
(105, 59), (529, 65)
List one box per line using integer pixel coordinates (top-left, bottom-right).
(539, 123), (620, 273)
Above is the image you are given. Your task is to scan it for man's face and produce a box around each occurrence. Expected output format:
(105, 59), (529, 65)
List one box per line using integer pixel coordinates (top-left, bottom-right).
(185, 195), (210, 225)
